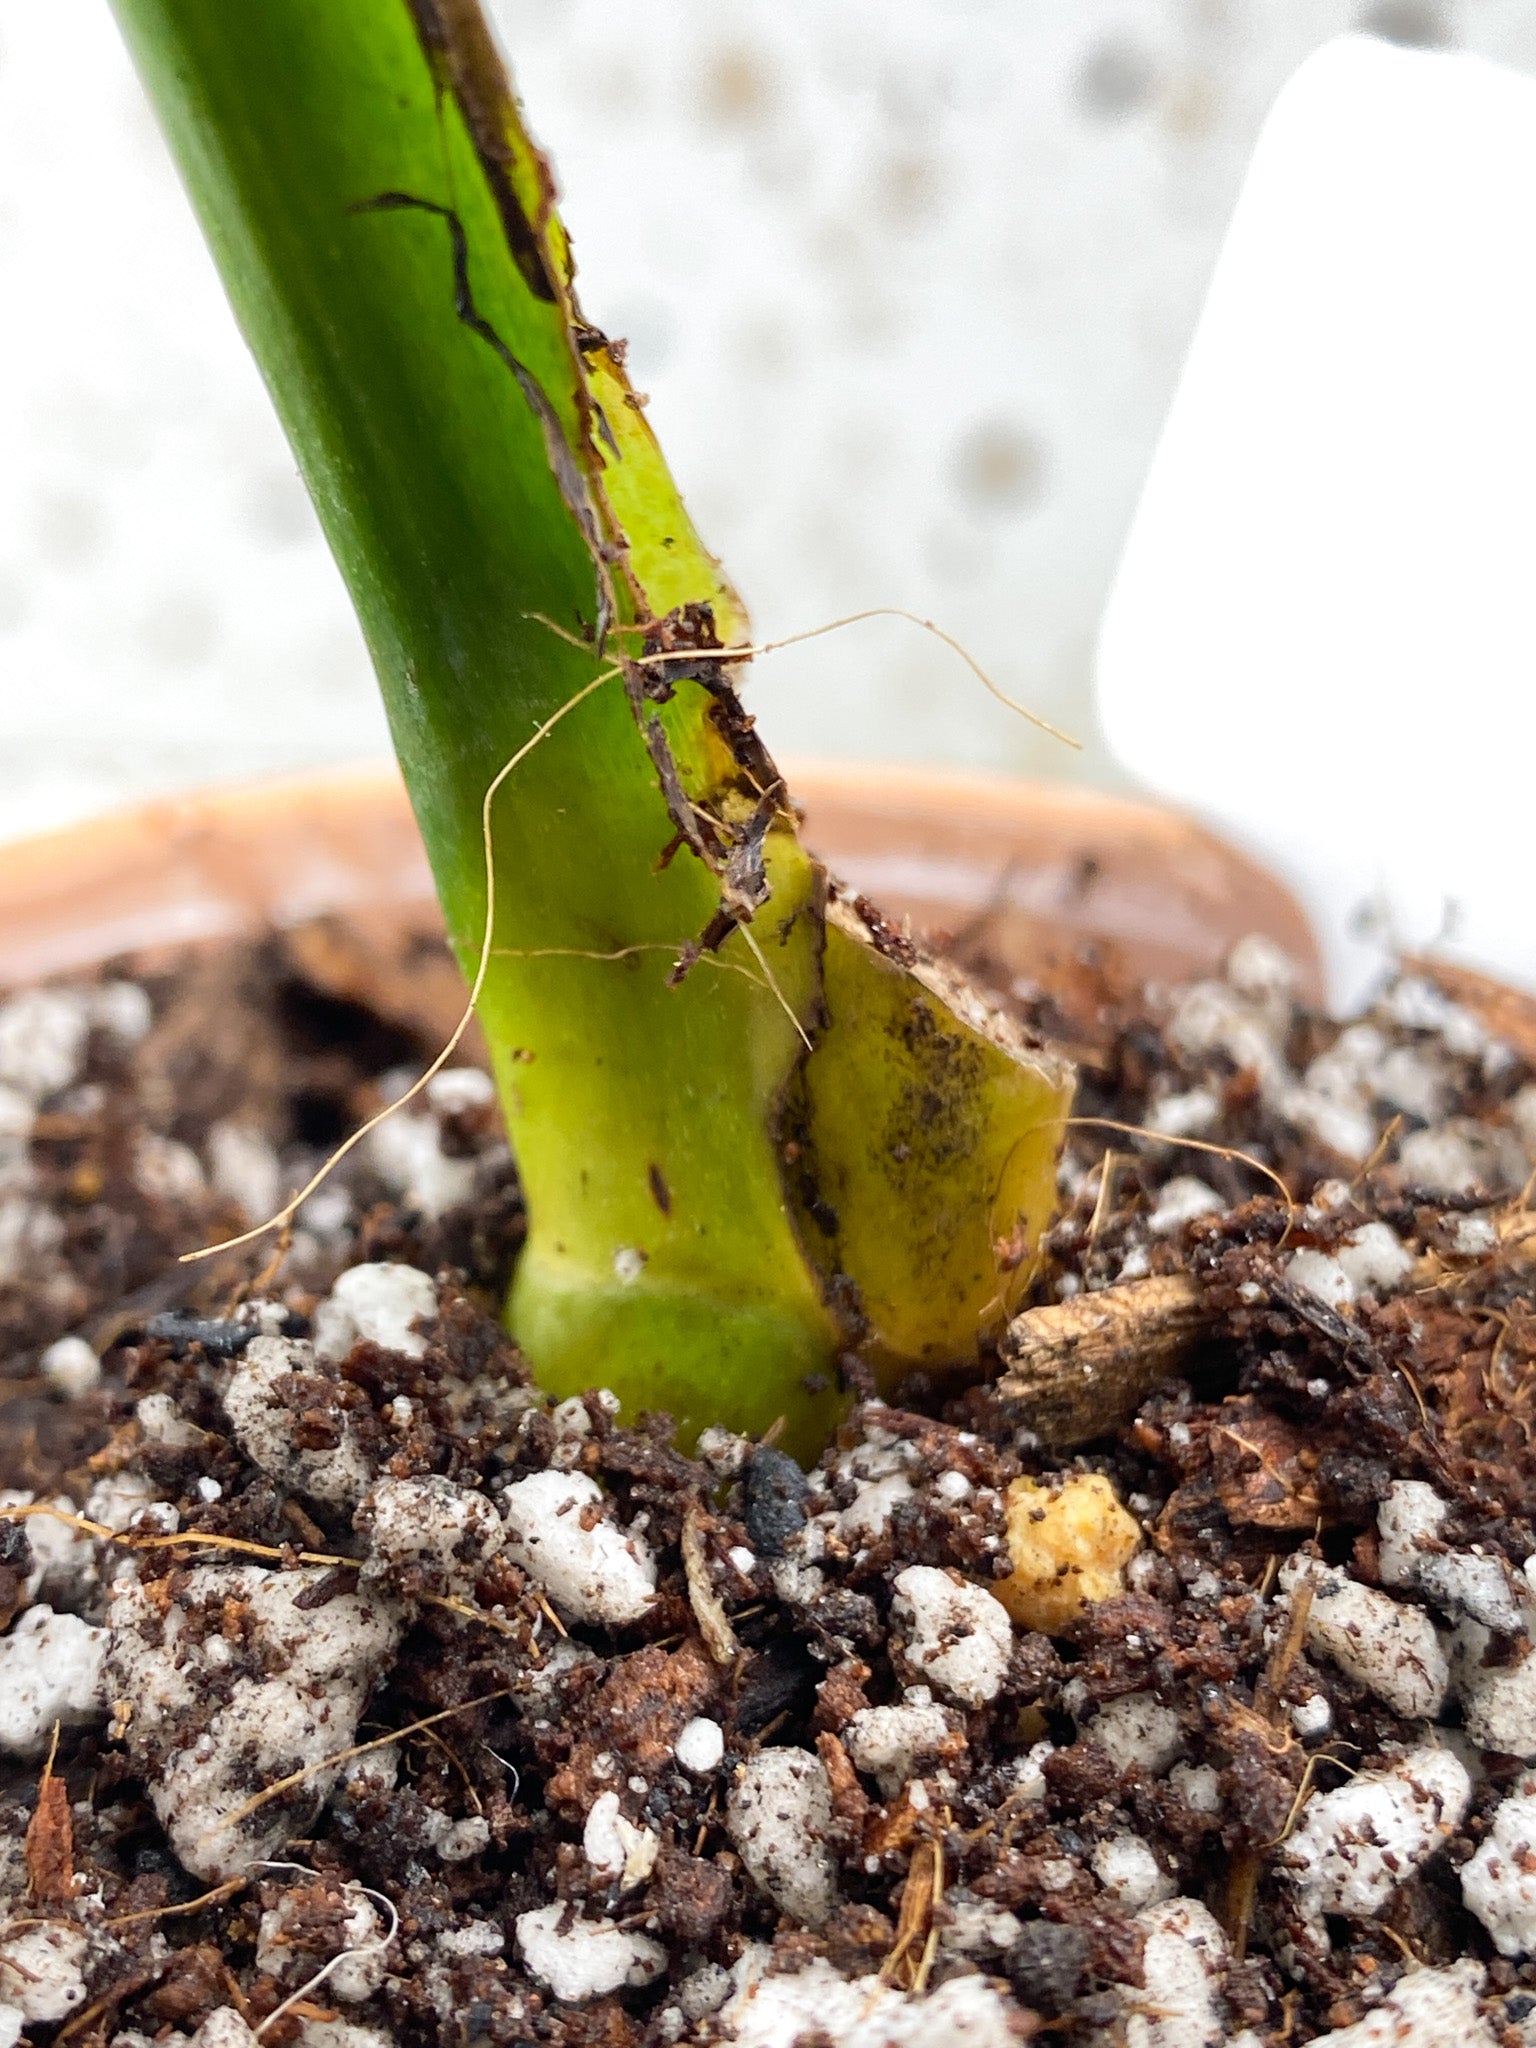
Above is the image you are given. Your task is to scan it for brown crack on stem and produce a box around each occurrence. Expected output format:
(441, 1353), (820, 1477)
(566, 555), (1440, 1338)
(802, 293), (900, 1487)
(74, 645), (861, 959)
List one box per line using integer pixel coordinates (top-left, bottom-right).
(394, 5), (802, 948)
(352, 191), (615, 633)
(403, 0), (560, 302)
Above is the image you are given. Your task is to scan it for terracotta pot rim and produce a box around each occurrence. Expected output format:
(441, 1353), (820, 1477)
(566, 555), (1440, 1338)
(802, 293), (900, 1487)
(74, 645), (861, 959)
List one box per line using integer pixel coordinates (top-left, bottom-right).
(0, 758), (1322, 1003)
(0, 754), (1235, 855)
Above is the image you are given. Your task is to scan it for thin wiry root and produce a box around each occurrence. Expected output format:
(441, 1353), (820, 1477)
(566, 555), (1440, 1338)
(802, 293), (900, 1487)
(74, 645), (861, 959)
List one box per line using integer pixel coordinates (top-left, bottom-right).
(1085, 1148), (1121, 1251)
(0, 1501), (352, 1569)
(182, 603), (1078, 1270)
(180, 666), (619, 1264)
(737, 919), (812, 1052)
(194, 1687), (516, 1855)
(610, 605), (1083, 750)
(107, 1876), (248, 1930)
(489, 938), (771, 996)
(0, 1505), (537, 1650)
(533, 1590), (568, 1640)
(251, 1869), (399, 2039)
(1063, 1116), (1296, 1219)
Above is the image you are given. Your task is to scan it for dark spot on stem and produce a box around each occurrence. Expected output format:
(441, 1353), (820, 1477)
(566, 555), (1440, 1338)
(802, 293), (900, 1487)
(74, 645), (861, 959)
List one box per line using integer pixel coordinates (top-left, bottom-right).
(648, 1163), (672, 1216)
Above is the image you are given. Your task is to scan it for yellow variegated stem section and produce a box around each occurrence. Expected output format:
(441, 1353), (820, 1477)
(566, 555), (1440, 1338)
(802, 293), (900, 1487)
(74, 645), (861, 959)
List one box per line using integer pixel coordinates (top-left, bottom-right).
(791, 899), (1074, 1381)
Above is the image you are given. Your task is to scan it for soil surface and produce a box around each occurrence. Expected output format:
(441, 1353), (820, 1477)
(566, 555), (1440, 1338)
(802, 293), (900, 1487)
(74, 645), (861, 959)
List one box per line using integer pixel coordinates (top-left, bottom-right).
(5, 923), (1536, 2047)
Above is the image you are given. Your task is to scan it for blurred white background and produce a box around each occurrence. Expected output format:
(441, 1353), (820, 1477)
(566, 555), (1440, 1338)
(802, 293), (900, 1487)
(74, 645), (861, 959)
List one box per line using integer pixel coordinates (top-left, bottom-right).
(1100, 35), (1536, 1004)
(2, 1), (1535, 997)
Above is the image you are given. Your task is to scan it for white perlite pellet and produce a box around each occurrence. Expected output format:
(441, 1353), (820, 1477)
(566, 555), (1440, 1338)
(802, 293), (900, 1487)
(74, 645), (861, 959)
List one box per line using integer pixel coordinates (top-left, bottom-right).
(1285, 1744), (1470, 1919)
(0, 1922), (91, 2022)
(138, 1393), (201, 1448)
(0, 1198), (63, 1287)
(0, 1489), (95, 1606)
(437, 1923), (504, 1958)
(716, 1947), (1020, 2048)
(1283, 1071), (1376, 1165)
(364, 1112), (478, 1222)
(844, 1693), (954, 1798)
(1124, 1897), (1228, 2048)
(1461, 1772), (1536, 1955)
(890, 1565), (1012, 1707)
(313, 1262), (437, 1362)
(1012, 1739), (1054, 1804)
(223, 1335), (371, 1508)
(1169, 979), (1286, 1089)
(422, 1812), (489, 1863)
(1379, 974), (1487, 1048)
(83, 1471), (162, 1535)
(1092, 1832), (1176, 1911)
(1279, 1556), (1449, 1720)
(726, 1748), (839, 1928)
(837, 1473), (915, 1542)
(676, 1963), (732, 2021)
(1302, 1961), (1496, 2047)
(939, 1892), (1023, 1960)
(1452, 1596), (1536, 1755)
(194, 2012), (260, 2048)
(500, 1470), (656, 1628)
(0, 1085), (32, 1192)
(1376, 1043), (1447, 1123)
(1285, 1248), (1356, 1309)
(1146, 1086), (1220, 1139)
(514, 1905), (664, 2002)
(1227, 935), (1297, 1001)
(91, 981), (153, 1047)
(426, 1066), (496, 1115)
(1335, 1221), (1414, 1298)
(696, 1427), (752, 1478)
(292, 2021), (391, 2048)
(39, 1334), (100, 1399)
(1290, 1694), (1333, 1742)
(206, 1119), (283, 1223)
(1084, 1690), (1185, 1776)
(107, 1562), (401, 1879)
(134, 1133), (206, 1203)
(1454, 1212), (1499, 1256)
(1147, 1176), (1225, 1235)
(674, 1715), (724, 1775)
(1169, 1763), (1222, 1814)
(0, 988), (90, 1102)
(0, 1604), (108, 1757)
(1377, 1481), (1527, 1632)
(1398, 1120), (1525, 1198)
(356, 1474), (503, 1599)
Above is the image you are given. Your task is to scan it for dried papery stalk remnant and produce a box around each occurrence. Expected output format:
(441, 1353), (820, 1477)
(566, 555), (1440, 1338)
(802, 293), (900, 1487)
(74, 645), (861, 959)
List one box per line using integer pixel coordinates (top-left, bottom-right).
(681, 1507), (740, 1667)
(24, 1725), (73, 1907)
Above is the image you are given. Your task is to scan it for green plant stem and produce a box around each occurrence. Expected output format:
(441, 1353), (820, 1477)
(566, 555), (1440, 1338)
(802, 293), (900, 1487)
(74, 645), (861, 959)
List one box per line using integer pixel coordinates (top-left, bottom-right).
(110, 0), (1072, 1455)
